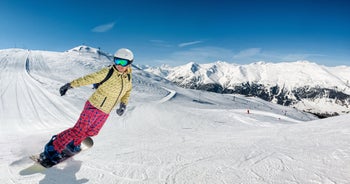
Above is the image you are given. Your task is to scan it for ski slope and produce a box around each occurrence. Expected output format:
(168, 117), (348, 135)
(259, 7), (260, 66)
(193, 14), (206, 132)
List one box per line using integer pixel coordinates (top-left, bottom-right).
(1, 48), (350, 184)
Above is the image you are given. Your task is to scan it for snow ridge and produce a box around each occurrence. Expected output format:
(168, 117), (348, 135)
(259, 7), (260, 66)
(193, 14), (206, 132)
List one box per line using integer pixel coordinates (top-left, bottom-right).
(145, 61), (350, 117)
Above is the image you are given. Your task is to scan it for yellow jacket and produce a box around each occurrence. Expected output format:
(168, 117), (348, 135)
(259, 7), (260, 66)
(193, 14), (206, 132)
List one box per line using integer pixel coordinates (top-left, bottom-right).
(70, 65), (132, 114)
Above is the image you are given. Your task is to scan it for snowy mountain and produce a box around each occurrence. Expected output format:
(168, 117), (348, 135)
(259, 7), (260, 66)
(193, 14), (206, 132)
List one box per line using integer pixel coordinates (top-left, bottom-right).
(66, 45), (113, 60)
(145, 61), (350, 118)
(1, 47), (350, 183)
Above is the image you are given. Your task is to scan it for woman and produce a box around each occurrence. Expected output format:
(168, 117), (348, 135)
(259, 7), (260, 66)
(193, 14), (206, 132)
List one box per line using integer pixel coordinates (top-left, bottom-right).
(40, 48), (134, 166)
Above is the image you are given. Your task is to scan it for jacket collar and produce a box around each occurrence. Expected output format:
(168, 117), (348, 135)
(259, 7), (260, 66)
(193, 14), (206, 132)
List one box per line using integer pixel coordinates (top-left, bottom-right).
(112, 65), (132, 75)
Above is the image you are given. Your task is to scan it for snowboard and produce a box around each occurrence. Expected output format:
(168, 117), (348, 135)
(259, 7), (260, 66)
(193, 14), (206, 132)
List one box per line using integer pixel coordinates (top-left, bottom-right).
(29, 137), (94, 168)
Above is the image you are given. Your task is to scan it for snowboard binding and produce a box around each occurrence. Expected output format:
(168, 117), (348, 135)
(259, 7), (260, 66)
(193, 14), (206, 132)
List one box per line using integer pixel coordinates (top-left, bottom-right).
(31, 136), (94, 168)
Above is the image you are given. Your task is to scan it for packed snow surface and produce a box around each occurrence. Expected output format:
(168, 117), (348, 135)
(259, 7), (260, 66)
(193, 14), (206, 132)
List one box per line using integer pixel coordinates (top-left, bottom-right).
(1, 48), (349, 184)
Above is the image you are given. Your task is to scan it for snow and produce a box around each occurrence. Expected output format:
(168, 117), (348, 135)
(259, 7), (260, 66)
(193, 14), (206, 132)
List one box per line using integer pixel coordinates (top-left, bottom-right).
(145, 60), (350, 117)
(1, 48), (350, 184)
(146, 60), (350, 94)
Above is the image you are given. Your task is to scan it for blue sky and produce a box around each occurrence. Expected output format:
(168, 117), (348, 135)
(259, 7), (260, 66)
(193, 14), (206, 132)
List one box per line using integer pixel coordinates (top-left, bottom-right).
(0, 0), (349, 66)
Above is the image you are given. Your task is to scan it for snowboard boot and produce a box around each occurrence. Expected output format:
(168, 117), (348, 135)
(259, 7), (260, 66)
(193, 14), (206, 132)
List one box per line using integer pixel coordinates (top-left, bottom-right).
(63, 140), (82, 156)
(40, 135), (63, 166)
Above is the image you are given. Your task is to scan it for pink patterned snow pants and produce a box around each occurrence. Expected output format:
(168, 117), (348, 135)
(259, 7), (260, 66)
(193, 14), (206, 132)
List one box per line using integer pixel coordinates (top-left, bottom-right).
(53, 101), (109, 153)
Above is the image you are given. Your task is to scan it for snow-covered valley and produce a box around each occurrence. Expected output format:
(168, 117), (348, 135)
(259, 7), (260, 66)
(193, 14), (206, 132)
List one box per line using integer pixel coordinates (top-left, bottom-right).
(1, 47), (350, 184)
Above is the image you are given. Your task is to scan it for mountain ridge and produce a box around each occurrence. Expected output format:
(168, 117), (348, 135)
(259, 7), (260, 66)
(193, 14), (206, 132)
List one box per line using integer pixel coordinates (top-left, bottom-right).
(144, 61), (350, 118)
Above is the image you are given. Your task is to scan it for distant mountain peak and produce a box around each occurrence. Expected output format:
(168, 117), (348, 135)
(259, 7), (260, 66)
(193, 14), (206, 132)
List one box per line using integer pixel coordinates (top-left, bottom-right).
(145, 61), (350, 118)
(187, 62), (200, 73)
(67, 45), (111, 59)
(68, 45), (98, 52)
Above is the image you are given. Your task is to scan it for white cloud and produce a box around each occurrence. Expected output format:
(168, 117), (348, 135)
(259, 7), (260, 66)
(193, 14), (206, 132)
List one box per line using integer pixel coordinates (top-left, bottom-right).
(283, 53), (326, 61)
(155, 46), (235, 66)
(234, 48), (262, 59)
(92, 22), (115, 33)
(178, 41), (203, 48)
(147, 45), (328, 66)
(150, 40), (173, 48)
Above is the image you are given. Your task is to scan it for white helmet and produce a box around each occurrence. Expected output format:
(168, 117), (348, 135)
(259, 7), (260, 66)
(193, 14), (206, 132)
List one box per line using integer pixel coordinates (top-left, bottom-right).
(114, 48), (134, 62)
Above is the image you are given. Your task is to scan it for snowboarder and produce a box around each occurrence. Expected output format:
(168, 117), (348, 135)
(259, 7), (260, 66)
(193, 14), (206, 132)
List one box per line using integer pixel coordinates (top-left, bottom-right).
(39, 48), (134, 166)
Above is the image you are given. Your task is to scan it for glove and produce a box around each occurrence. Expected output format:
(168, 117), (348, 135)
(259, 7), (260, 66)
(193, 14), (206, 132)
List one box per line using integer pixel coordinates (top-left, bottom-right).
(59, 83), (72, 96)
(116, 103), (126, 116)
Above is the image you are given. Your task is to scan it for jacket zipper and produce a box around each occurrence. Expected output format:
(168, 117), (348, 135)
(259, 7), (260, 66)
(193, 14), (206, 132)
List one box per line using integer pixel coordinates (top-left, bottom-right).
(100, 97), (107, 107)
(115, 74), (124, 103)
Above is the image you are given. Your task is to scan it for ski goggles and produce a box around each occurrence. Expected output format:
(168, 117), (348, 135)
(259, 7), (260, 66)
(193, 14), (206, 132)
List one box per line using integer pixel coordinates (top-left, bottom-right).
(114, 57), (132, 67)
